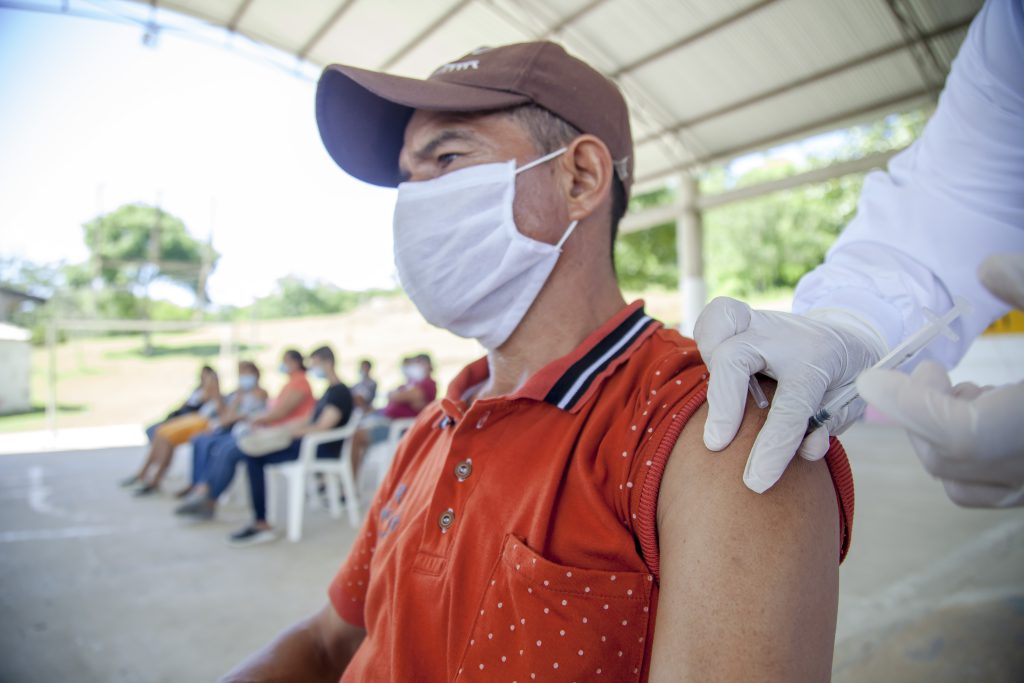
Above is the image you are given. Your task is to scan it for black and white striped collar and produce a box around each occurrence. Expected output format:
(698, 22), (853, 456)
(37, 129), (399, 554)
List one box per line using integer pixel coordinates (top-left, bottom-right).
(443, 301), (661, 416)
(541, 303), (658, 411)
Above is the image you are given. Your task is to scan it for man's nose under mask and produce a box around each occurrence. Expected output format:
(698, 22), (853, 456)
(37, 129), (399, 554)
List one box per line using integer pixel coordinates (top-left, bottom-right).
(392, 147), (578, 350)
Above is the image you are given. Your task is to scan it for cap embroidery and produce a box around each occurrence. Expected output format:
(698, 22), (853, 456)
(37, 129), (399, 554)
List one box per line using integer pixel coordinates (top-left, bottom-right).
(434, 59), (480, 75)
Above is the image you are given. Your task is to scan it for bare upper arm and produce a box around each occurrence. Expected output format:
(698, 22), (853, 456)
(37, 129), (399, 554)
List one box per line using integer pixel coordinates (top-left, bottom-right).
(217, 604), (365, 683)
(649, 384), (839, 683)
(312, 603), (367, 671)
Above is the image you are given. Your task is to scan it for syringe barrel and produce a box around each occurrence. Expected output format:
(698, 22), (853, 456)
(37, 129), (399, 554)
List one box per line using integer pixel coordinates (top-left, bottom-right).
(806, 408), (831, 435)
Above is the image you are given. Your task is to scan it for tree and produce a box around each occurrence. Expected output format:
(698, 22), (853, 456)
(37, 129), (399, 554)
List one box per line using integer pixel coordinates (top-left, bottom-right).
(613, 110), (929, 298)
(244, 276), (394, 320)
(82, 203), (217, 317)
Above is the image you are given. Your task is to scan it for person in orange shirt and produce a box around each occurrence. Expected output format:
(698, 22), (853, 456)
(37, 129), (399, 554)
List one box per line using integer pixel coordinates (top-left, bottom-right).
(172, 349), (315, 520)
(252, 349), (318, 429)
(221, 43), (853, 682)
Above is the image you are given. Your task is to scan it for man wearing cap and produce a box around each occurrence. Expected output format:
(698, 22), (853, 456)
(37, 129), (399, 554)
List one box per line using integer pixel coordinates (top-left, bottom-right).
(221, 42), (852, 682)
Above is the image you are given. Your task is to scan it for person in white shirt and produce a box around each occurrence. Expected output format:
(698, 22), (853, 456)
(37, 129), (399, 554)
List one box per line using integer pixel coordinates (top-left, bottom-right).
(695, 0), (1024, 507)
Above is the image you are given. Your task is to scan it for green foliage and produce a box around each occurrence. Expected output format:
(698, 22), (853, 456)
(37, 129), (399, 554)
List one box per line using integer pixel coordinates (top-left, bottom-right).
(82, 203), (217, 298)
(704, 172), (863, 296)
(240, 276), (399, 320)
(613, 110), (926, 297)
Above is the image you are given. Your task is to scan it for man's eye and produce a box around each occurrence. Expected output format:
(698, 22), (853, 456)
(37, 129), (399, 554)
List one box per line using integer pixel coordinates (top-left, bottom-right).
(437, 152), (460, 167)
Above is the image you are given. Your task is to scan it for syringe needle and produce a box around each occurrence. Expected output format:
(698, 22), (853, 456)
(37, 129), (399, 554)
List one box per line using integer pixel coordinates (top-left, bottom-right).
(748, 375), (769, 409)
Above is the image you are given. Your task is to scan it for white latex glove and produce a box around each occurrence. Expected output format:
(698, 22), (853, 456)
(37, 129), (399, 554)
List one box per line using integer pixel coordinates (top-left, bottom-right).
(858, 362), (1024, 507)
(694, 297), (887, 493)
(856, 252), (1024, 508)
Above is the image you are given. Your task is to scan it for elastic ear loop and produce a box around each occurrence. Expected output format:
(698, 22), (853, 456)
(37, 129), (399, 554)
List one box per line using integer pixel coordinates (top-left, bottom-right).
(556, 220), (580, 250)
(514, 147), (568, 175)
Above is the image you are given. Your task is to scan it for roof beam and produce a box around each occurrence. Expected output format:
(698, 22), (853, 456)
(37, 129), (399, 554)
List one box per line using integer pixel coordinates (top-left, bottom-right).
(297, 0), (360, 61)
(883, 0), (948, 96)
(226, 0), (253, 32)
(378, 0), (475, 72)
(620, 147), (903, 234)
(610, 0), (778, 78)
(634, 16), (971, 148)
(635, 86), (933, 186)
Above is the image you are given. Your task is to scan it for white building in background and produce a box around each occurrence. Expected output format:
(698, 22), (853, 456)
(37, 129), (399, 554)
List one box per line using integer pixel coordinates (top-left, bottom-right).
(0, 323), (32, 415)
(0, 286), (46, 415)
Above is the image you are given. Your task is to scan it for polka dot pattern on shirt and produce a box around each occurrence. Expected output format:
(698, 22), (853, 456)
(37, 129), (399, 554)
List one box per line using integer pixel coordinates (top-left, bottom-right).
(454, 534), (651, 681)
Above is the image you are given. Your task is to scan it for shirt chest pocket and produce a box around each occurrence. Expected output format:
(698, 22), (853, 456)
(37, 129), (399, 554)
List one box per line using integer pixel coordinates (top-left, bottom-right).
(454, 533), (653, 682)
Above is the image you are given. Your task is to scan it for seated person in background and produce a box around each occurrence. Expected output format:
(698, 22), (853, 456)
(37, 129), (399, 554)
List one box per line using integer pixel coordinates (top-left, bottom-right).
(174, 360), (268, 499)
(351, 359), (377, 412)
(123, 365), (223, 495)
(249, 348), (318, 430)
(177, 345), (354, 547)
(143, 365), (215, 442)
(220, 42), (852, 682)
(350, 353), (436, 474)
(171, 349), (316, 511)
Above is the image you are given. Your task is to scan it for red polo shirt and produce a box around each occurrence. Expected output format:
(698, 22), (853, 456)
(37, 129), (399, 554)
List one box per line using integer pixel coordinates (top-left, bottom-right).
(329, 301), (854, 682)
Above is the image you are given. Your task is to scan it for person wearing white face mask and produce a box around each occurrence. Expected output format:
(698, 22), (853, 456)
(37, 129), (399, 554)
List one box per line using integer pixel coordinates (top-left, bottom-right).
(221, 42), (851, 683)
(175, 360), (269, 500)
(348, 354), (437, 476)
(351, 359), (377, 412)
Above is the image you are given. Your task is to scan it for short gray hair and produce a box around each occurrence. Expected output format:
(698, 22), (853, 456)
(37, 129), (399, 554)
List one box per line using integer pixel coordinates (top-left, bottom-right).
(501, 104), (627, 263)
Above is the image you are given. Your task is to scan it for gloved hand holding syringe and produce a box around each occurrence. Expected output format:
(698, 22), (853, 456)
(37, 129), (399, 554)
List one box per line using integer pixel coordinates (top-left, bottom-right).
(800, 296), (973, 435)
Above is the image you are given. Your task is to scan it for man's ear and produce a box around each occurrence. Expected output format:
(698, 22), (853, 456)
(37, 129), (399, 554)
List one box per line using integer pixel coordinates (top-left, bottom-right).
(561, 134), (613, 224)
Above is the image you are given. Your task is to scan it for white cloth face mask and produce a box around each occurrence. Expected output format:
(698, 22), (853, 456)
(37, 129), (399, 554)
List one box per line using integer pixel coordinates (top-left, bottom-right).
(393, 148), (579, 350)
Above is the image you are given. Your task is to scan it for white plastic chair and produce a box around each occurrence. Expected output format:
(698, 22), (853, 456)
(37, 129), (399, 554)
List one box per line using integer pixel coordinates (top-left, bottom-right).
(268, 414), (362, 542)
(354, 417), (417, 514)
(386, 417), (416, 453)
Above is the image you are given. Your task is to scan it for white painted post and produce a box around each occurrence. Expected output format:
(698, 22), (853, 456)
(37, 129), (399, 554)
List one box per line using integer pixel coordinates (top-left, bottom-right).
(677, 173), (706, 335)
(46, 320), (57, 434)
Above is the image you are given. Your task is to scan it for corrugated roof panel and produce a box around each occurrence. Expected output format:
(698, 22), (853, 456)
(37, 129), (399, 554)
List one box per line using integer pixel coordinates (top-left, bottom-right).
(928, 27), (971, 66)
(569, 0), (753, 68)
(163, 0), (243, 26)
(306, 0), (468, 71)
(905, 0), (983, 31)
(635, 135), (699, 181)
(666, 51), (928, 170)
(137, 0), (982, 185)
(237, 0), (343, 56)
(627, 0), (903, 122)
(388, 2), (537, 77)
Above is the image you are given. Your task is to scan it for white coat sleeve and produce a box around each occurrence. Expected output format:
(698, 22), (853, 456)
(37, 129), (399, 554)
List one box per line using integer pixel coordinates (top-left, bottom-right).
(793, 0), (1024, 369)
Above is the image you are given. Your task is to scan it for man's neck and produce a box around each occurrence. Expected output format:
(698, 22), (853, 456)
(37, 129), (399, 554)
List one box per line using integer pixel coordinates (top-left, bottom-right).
(326, 370), (341, 386)
(479, 269), (626, 399)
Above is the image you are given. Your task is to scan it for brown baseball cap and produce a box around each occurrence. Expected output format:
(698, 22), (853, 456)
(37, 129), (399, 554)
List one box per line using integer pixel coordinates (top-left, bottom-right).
(315, 41), (633, 196)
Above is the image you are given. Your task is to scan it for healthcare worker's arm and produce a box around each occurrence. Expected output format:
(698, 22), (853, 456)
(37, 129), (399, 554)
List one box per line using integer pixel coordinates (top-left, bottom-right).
(649, 384), (839, 682)
(857, 253), (1024, 508)
(697, 0), (1024, 493)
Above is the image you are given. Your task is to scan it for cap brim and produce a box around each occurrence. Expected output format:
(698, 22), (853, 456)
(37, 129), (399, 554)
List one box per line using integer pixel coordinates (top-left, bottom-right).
(316, 65), (530, 188)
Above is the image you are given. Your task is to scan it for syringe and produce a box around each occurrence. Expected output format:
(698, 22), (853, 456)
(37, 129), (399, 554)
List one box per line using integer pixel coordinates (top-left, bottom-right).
(806, 296), (973, 434)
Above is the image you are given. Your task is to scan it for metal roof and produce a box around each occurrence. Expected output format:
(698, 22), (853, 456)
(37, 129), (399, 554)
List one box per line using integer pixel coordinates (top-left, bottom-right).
(128, 0), (980, 193)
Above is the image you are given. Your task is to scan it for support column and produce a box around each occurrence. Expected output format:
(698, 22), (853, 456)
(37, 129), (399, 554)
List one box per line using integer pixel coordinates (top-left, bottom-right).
(676, 173), (706, 335)
(46, 320), (57, 435)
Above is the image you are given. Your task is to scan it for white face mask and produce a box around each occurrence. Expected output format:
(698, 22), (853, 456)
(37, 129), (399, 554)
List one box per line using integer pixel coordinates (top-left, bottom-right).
(393, 148), (579, 350)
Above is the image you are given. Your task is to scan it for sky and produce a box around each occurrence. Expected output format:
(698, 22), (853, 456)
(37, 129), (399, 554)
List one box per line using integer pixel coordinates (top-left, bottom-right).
(0, 2), (399, 306)
(0, 1), (862, 310)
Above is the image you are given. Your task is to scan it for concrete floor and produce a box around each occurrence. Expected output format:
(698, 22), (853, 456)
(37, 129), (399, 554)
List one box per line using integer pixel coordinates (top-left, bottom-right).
(0, 424), (1021, 682)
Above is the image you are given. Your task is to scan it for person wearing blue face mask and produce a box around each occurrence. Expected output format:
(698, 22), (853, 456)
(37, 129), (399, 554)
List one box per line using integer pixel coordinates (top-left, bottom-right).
(177, 346), (355, 547)
(175, 360), (269, 499)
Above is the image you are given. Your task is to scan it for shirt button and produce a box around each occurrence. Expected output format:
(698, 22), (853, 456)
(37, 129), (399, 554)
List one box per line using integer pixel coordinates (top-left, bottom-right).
(438, 508), (455, 532)
(454, 459), (473, 481)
